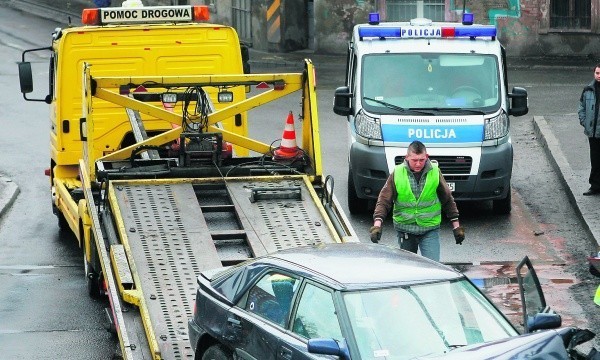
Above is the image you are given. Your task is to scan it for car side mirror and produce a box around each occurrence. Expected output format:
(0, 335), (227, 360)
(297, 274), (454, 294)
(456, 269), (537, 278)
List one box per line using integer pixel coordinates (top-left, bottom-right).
(307, 338), (350, 360)
(508, 86), (528, 117)
(333, 86), (352, 116)
(527, 312), (562, 332)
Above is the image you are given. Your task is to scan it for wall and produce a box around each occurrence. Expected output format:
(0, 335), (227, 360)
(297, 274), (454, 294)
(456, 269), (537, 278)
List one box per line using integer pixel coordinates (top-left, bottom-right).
(16, 0), (600, 57)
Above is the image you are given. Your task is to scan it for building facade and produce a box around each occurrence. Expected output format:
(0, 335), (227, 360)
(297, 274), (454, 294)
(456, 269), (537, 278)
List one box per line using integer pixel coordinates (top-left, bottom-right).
(195, 0), (600, 58)
(19, 0), (600, 57)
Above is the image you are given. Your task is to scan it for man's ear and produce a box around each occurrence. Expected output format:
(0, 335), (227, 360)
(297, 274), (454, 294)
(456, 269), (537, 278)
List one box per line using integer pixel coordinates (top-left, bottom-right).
(426, 153), (429, 158)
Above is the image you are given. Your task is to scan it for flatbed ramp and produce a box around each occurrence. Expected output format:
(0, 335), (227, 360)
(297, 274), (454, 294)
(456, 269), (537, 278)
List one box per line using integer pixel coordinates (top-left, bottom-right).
(109, 176), (340, 359)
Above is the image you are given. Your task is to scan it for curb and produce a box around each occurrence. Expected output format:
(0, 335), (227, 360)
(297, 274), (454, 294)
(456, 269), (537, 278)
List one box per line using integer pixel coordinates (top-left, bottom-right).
(532, 115), (600, 251)
(0, 176), (19, 219)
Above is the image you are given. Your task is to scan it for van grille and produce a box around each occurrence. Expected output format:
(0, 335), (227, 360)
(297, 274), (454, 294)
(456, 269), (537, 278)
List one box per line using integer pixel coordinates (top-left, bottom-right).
(395, 155), (472, 175)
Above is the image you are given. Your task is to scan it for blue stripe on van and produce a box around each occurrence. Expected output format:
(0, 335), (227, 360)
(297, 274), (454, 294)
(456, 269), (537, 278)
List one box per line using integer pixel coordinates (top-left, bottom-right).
(381, 124), (483, 143)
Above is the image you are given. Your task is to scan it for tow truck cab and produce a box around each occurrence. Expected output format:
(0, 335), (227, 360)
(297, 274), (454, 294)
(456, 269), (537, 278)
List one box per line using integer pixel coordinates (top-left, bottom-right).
(334, 13), (528, 215)
(18, 4), (250, 238)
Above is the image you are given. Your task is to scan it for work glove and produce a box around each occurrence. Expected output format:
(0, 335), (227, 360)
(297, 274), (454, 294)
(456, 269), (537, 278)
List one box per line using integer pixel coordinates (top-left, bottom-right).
(453, 226), (465, 245)
(369, 226), (382, 243)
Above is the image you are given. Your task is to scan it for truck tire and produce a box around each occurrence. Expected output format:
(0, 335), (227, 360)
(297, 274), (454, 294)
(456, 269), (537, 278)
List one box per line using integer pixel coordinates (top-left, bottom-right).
(83, 235), (103, 299)
(492, 189), (511, 215)
(57, 211), (69, 232)
(202, 345), (232, 360)
(348, 170), (369, 214)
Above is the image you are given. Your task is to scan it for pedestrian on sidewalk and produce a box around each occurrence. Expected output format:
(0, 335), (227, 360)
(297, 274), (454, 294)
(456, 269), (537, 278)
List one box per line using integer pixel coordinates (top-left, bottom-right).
(369, 140), (465, 262)
(578, 63), (600, 196)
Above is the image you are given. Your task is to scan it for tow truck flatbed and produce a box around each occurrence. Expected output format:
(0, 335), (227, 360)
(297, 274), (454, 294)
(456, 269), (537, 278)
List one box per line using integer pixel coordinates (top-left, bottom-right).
(106, 176), (342, 358)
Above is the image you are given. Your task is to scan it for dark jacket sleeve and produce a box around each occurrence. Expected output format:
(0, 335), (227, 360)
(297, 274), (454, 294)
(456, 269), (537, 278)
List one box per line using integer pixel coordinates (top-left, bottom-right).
(436, 172), (459, 220)
(373, 172), (396, 221)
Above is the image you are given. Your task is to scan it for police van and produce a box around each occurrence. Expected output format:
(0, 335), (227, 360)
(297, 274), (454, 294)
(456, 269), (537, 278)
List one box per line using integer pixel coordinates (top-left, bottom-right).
(333, 13), (528, 215)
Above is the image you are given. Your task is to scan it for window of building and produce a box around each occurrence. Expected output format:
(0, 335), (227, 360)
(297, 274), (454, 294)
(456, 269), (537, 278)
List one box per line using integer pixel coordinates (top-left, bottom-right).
(550, 0), (591, 29)
(385, 0), (445, 22)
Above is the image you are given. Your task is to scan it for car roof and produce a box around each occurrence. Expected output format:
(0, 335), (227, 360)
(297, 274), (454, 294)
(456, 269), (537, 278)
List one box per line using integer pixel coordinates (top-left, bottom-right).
(263, 243), (462, 289)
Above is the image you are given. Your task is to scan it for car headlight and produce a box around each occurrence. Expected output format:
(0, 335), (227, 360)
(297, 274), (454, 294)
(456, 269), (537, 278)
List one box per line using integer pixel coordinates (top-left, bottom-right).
(484, 111), (508, 140)
(354, 110), (382, 140)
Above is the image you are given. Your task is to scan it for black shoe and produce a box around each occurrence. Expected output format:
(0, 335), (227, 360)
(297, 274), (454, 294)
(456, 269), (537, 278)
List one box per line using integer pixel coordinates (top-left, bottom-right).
(583, 188), (600, 196)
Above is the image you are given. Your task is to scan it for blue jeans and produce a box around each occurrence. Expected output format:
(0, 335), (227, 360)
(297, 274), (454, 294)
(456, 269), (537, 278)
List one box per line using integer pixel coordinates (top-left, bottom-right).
(397, 228), (440, 262)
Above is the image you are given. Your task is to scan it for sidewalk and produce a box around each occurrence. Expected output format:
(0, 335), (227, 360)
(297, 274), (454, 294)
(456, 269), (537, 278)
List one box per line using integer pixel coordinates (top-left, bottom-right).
(0, 175), (19, 221)
(533, 116), (600, 251)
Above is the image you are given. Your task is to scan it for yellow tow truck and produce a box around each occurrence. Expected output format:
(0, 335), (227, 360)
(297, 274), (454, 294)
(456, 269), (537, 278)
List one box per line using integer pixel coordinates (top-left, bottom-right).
(18, 4), (357, 359)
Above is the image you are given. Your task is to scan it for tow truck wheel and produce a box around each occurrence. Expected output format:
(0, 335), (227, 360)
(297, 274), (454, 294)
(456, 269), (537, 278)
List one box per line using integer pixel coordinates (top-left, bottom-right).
(492, 189), (512, 215)
(348, 170), (369, 214)
(201, 345), (232, 360)
(57, 211), (68, 232)
(83, 237), (102, 299)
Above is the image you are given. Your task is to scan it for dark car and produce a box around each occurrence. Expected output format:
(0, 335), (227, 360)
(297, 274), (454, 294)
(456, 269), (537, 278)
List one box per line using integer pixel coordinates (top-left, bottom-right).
(188, 243), (596, 360)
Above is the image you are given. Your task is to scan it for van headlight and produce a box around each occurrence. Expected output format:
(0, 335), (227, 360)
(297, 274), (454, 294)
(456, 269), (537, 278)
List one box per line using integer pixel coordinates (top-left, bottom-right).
(484, 111), (508, 140)
(354, 110), (382, 140)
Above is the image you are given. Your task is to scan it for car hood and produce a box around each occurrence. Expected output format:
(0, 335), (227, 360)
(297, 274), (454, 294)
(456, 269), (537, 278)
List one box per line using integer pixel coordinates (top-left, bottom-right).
(418, 329), (569, 359)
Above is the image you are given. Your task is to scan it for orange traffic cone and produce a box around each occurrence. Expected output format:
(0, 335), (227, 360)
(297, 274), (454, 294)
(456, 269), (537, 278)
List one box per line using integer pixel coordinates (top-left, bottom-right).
(273, 111), (301, 160)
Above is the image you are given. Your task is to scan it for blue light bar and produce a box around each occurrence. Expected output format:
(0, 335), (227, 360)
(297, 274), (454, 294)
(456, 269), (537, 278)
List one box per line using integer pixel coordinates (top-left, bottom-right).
(454, 26), (496, 38)
(358, 27), (401, 39)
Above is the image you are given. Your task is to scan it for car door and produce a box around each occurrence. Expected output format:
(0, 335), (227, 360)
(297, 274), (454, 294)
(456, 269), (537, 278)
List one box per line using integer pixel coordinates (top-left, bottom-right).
(278, 281), (345, 360)
(226, 271), (300, 360)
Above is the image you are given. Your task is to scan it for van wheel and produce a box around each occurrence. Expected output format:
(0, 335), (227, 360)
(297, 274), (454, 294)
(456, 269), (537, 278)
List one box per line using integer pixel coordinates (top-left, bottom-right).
(348, 170), (369, 214)
(590, 264), (600, 278)
(492, 189), (511, 215)
(201, 345), (232, 360)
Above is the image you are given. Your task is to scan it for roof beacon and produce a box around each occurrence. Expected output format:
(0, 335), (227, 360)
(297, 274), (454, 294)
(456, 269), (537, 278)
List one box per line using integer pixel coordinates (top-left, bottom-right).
(462, 12), (474, 25)
(369, 13), (380, 25)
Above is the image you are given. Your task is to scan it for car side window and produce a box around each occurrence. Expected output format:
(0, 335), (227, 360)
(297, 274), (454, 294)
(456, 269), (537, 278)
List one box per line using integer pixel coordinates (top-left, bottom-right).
(292, 283), (342, 340)
(245, 272), (298, 327)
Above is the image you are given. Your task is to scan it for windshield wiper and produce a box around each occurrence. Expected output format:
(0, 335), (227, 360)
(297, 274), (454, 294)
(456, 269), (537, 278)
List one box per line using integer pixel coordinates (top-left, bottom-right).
(410, 107), (485, 115)
(364, 98), (435, 115)
(364, 97), (406, 112)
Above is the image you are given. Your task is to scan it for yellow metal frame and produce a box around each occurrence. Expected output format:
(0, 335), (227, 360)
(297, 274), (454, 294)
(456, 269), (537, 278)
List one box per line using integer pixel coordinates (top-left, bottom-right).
(82, 61), (322, 181)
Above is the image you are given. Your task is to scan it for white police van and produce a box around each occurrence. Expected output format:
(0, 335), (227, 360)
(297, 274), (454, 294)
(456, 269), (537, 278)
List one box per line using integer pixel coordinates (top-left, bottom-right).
(334, 13), (528, 215)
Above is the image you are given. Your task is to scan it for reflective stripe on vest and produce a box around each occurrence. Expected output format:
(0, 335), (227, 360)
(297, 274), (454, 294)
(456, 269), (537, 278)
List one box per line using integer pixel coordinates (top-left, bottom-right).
(392, 163), (442, 227)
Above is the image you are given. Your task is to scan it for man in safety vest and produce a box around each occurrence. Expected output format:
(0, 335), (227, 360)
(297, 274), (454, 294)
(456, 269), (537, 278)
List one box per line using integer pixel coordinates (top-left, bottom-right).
(369, 140), (465, 261)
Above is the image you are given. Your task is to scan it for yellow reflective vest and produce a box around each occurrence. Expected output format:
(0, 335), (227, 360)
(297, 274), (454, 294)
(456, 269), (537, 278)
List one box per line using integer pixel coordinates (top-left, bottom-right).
(392, 163), (442, 227)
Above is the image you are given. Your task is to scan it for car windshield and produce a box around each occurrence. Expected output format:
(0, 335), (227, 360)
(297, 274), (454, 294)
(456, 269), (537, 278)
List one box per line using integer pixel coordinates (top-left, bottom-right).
(342, 278), (518, 359)
(361, 53), (501, 114)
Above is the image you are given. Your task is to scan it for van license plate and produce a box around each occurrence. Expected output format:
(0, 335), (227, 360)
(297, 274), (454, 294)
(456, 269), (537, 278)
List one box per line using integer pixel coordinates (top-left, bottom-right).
(447, 182), (455, 192)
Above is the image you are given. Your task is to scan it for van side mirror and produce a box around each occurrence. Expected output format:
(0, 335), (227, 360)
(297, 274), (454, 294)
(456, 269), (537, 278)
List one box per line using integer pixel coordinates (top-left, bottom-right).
(18, 62), (34, 94)
(508, 87), (528, 117)
(333, 86), (352, 116)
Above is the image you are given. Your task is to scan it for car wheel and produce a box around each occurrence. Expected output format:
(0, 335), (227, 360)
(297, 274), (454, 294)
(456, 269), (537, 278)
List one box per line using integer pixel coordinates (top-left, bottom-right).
(348, 170), (369, 214)
(492, 188), (511, 215)
(202, 345), (232, 360)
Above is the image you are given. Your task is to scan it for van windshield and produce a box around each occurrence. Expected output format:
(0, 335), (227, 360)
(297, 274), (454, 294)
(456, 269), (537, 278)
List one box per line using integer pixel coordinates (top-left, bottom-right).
(361, 53), (501, 114)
